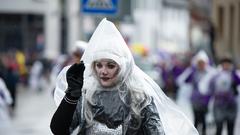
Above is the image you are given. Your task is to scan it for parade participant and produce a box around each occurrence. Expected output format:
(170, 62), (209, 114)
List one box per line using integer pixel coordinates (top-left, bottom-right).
(52, 40), (87, 105)
(0, 77), (12, 119)
(50, 18), (198, 135)
(209, 57), (240, 135)
(177, 50), (216, 135)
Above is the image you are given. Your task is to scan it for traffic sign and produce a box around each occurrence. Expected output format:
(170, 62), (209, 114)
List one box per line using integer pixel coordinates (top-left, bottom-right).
(81, 0), (118, 14)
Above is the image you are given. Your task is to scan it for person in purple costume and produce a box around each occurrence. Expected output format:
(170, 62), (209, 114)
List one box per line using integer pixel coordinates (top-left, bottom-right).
(178, 50), (216, 135)
(160, 59), (185, 100)
(209, 57), (240, 135)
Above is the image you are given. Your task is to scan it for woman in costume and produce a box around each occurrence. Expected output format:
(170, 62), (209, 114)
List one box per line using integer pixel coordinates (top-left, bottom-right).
(50, 18), (198, 135)
(177, 50), (216, 135)
(209, 57), (240, 135)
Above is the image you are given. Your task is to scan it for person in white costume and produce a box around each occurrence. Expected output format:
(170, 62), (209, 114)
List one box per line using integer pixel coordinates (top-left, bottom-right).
(177, 50), (216, 135)
(53, 40), (87, 106)
(29, 60), (44, 91)
(209, 57), (240, 135)
(0, 77), (13, 127)
(50, 18), (198, 135)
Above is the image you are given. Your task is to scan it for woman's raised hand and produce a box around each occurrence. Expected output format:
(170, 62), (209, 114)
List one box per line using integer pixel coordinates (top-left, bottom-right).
(65, 61), (85, 99)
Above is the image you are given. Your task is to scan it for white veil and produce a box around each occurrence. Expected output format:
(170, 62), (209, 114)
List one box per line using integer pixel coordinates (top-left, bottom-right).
(80, 18), (199, 135)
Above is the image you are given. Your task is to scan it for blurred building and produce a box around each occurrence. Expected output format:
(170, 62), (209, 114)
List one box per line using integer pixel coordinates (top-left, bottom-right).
(131, 0), (190, 53)
(188, 0), (215, 62)
(159, 0), (189, 53)
(0, 0), (193, 59)
(80, 0), (131, 41)
(0, 0), (61, 59)
(0, 0), (132, 59)
(212, 0), (240, 66)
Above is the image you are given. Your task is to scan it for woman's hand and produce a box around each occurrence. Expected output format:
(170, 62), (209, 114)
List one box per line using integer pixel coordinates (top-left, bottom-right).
(50, 62), (84, 134)
(65, 61), (85, 99)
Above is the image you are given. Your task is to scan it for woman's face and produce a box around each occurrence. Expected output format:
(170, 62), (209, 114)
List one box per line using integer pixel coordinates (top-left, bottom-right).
(94, 59), (120, 88)
(197, 60), (206, 71)
(222, 62), (232, 71)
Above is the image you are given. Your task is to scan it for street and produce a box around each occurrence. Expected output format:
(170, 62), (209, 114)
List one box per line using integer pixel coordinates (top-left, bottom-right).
(177, 84), (240, 135)
(0, 84), (57, 135)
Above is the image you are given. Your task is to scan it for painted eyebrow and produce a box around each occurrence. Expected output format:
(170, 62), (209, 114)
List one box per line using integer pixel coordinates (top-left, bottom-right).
(107, 61), (117, 65)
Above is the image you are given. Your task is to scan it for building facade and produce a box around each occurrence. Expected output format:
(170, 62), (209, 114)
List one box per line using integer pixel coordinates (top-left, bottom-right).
(188, 0), (215, 63)
(0, 0), (132, 59)
(0, 0), (61, 59)
(212, 0), (240, 66)
(131, 0), (190, 53)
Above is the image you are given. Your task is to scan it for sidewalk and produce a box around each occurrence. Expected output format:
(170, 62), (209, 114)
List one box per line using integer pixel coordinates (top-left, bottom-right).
(10, 85), (56, 135)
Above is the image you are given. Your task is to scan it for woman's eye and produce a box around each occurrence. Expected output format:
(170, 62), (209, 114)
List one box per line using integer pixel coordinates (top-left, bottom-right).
(96, 63), (102, 68)
(107, 64), (116, 69)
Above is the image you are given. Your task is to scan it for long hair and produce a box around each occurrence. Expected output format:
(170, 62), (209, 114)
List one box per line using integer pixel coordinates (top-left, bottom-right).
(82, 61), (151, 128)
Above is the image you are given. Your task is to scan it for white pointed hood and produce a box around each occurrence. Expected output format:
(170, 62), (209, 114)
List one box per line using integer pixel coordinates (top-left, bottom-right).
(81, 18), (134, 83)
(192, 50), (209, 66)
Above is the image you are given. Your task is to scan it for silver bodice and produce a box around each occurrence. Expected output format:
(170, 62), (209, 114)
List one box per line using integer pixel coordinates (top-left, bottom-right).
(86, 121), (122, 135)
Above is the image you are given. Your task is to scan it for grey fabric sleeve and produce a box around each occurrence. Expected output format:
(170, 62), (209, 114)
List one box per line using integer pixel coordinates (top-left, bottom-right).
(125, 98), (165, 135)
(141, 98), (165, 135)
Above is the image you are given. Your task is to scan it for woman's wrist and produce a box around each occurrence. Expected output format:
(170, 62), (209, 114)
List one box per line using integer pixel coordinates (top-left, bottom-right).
(64, 93), (79, 104)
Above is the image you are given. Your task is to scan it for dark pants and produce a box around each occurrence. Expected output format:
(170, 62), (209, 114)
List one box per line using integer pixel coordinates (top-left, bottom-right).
(193, 109), (207, 135)
(214, 101), (237, 135)
(8, 87), (17, 109)
(216, 120), (235, 135)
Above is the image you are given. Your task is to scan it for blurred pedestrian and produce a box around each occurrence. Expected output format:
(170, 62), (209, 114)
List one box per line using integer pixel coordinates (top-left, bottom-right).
(177, 50), (216, 135)
(209, 57), (240, 135)
(50, 18), (198, 135)
(0, 76), (13, 130)
(170, 55), (186, 100)
(52, 40), (87, 105)
(0, 57), (13, 127)
(2, 51), (19, 113)
(28, 59), (44, 91)
(0, 76), (12, 115)
(15, 50), (28, 85)
(4, 65), (19, 116)
(160, 57), (185, 100)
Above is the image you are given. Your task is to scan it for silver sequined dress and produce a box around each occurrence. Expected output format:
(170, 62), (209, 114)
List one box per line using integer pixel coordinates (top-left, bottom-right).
(86, 121), (122, 135)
